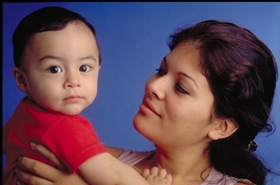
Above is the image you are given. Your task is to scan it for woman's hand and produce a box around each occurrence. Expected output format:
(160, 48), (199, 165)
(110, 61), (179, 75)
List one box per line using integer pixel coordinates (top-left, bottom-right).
(17, 156), (88, 185)
(16, 142), (88, 185)
(29, 142), (67, 170)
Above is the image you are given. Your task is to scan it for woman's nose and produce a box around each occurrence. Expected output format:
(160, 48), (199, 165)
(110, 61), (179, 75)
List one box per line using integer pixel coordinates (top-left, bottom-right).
(146, 75), (167, 100)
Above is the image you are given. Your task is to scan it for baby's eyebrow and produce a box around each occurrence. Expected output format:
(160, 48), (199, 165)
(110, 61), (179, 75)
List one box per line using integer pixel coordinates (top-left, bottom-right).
(79, 55), (97, 62)
(39, 55), (62, 62)
(39, 55), (98, 64)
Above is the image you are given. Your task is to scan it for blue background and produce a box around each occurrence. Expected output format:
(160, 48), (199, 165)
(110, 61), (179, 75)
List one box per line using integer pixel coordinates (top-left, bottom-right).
(3, 2), (280, 184)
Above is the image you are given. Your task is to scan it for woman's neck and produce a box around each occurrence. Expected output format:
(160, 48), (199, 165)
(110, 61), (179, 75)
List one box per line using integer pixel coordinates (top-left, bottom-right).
(135, 146), (212, 184)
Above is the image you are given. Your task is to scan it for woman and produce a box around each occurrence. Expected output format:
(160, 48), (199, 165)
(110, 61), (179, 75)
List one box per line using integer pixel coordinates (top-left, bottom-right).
(16, 20), (278, 185)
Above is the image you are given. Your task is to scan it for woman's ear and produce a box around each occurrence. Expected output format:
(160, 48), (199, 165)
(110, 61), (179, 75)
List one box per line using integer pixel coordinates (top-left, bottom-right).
(208, 118), (239, 140)
(12, 67), (28, 92)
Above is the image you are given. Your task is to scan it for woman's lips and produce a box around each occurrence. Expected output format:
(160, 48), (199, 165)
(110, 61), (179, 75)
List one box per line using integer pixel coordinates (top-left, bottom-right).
(139, 101), (161, 117)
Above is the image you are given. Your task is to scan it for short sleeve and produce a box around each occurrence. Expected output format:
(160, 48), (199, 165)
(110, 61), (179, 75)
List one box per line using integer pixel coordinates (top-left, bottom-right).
(42, 115), (107, 173)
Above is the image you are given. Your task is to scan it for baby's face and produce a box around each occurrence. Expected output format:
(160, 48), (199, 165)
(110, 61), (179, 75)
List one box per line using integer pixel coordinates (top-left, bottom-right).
(21, 22), (100, 115)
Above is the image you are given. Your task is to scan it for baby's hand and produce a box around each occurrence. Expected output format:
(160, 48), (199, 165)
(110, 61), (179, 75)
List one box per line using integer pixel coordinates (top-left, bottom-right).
(142, 167), (172, 185)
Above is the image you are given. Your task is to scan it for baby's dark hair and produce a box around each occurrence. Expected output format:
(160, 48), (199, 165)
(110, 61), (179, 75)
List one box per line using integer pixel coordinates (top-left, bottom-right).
(13, 6), (101, 68)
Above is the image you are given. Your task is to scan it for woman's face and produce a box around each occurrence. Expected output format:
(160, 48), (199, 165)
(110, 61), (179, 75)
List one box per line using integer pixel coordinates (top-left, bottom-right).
(133, 42), (218, 151)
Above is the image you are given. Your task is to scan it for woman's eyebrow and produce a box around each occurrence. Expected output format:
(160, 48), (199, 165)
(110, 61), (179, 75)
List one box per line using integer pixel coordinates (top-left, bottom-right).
(179, 71), (199, 89)
(164, 56), (199, 89)
(163, 56), (167, 65)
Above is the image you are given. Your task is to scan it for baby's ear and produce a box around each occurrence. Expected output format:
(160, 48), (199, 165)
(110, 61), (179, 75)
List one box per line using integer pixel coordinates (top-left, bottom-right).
(12, 67), (28, 92)
(208, 118), (239, 140)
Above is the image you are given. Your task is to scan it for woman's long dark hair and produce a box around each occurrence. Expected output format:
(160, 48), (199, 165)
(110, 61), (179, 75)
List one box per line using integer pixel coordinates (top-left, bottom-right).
(168, 20), (278, 185)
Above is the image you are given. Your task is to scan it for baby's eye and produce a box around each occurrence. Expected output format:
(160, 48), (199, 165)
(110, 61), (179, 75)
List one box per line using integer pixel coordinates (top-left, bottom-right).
(79, 65), (92, 72)
(48, 66), (62, 74)
(156, 68), (166, 76)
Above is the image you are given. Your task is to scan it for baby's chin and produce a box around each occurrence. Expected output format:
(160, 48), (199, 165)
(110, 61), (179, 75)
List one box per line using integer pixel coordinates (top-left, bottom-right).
(50, 106), (84, 116)
(60, 109), (83, 116)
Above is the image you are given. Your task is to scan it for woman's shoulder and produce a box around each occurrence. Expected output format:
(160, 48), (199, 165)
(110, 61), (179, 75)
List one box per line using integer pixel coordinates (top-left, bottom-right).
(104, 145), (124, 158)
(202, 168), (255, 185)
(234, 179), (255, 185)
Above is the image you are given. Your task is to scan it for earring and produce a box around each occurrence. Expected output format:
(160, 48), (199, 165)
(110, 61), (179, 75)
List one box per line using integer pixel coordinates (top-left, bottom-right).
(247, 140), (258, 152)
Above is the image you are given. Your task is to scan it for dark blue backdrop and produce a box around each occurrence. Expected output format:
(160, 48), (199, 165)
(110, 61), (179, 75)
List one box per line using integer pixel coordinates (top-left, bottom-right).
(3, 2), (280, 184)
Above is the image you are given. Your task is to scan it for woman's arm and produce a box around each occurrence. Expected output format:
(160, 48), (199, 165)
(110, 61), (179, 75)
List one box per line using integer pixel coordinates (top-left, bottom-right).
(16, 142), (124, 185)
(16, 143), (172, 185)
(17, 156), (88, 185)
(106, 145), (124, 158)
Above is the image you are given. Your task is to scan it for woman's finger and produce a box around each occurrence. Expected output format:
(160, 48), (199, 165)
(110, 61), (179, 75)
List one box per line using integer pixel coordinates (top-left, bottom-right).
(16, 169), (53, 185)
(30, 142), (67, 170)
(18, 156), (64, 181)
(17, 156), (88, 185)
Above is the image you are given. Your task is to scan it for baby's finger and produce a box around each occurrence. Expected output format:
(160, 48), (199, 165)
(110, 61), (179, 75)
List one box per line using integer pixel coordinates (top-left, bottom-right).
(166, 174), (173, 183)
(150, 166), (159, 175)
(142, 169), (150, 178)
(158, 168), (168, 178)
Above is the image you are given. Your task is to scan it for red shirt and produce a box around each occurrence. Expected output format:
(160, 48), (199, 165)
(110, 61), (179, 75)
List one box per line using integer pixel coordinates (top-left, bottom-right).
(3, 97), (107, 185)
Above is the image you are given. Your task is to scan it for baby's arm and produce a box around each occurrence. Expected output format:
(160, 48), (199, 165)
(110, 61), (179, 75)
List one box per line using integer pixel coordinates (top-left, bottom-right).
(16, 142), (172, 185)
(79, 153), (172, 185)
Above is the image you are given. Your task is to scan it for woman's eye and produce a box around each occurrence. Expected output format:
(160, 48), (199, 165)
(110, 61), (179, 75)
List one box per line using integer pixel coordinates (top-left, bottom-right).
(175, 83), (189, 94)
(48, 66), (62, 74)
(80, 65), (92, 72)
(156, 68), (166, 76)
